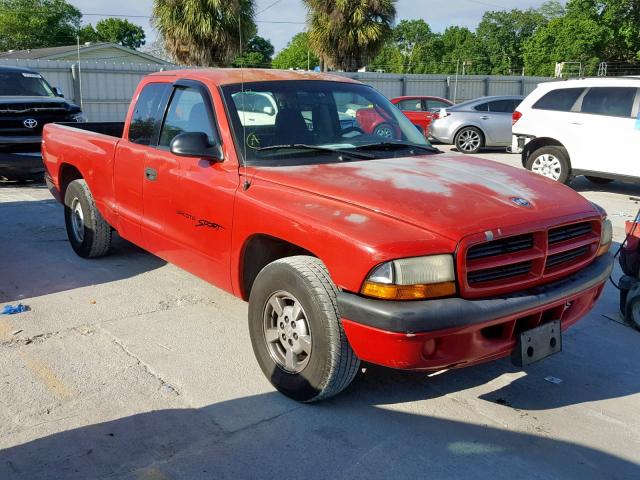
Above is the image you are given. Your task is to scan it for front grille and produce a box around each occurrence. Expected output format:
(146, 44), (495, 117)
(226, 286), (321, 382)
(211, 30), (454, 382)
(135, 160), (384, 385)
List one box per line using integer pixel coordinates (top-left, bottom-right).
(548, 222), (592, 244)
(461, 220), (600, 297)
(0, 102), (67, 113)
(468, 261), (532, 285)
(546, 245), (590, 270)
(467, 234), (534, 260)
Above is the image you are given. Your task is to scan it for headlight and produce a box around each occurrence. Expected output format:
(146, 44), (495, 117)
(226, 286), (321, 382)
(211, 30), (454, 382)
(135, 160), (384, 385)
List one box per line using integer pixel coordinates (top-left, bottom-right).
(598, 217), (612, 256)
(361, 254), (456, 300)
(71, 113), (88, 123)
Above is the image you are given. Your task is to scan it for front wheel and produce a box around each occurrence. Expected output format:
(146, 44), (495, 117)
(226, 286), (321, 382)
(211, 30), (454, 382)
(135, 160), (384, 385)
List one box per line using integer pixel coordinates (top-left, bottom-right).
(454, 127), (483, 154)
(526, 146), (571, 184)
(373, 123), (396, 139)
(248, 256), (360, 402)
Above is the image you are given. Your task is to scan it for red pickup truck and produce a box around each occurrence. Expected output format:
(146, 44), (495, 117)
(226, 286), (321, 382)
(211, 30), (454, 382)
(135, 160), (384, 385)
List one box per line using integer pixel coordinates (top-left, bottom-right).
(42, 69), (613, 402)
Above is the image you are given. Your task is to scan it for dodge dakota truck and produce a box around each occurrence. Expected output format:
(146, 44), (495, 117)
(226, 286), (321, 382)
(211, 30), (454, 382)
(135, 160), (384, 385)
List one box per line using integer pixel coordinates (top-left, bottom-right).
(0, 65), (86, 181)
(42, 69), (614, 402)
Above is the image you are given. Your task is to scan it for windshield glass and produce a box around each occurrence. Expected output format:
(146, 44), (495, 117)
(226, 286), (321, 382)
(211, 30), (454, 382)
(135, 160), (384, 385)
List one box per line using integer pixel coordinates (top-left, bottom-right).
(221, 80), (434, 166)
(0, 72), (55, 97)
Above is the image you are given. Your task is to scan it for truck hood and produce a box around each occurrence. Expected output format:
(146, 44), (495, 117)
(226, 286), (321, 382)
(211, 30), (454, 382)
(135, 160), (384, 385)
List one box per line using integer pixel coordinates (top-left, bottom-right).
(0, 96), (79, 112)
(251, 154), (598, 241)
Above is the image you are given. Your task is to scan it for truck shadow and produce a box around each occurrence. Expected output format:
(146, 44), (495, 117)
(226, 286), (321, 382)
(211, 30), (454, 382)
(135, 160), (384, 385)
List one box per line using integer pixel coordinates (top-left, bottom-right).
(0, 199), (166, 303)
(570, 176), (640, 196)
(1, 385), (638, 479)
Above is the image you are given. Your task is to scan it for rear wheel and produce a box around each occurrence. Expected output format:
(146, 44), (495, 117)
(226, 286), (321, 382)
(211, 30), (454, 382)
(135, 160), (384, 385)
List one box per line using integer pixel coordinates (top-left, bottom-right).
(248, 256), (360, 402)
(585, 176), (614, 185)
(64, 179), (112, 258)
(526, 146), (571, 184)
(454, 127), (483, 154)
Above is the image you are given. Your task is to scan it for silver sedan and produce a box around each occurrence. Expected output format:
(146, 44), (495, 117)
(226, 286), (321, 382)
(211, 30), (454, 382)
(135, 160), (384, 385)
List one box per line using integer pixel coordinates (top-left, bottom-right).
(429, 95), (523, 154)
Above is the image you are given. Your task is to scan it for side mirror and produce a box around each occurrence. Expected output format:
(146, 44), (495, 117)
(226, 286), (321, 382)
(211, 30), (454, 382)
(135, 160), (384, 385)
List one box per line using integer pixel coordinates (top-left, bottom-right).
(263, 105), (275, 116)
(52, 87), (64, 98)
(170, 132), (222, 162)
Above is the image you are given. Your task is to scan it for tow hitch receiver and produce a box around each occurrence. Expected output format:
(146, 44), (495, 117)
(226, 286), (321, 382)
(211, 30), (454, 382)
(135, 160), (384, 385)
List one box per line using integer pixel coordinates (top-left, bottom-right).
(512, 320), (562, 367)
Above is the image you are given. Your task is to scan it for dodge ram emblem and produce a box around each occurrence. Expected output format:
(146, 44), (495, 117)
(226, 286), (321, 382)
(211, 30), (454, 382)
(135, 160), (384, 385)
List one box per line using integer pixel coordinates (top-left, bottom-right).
(510, 197), (531, 208)
(23, 118), (38, 129)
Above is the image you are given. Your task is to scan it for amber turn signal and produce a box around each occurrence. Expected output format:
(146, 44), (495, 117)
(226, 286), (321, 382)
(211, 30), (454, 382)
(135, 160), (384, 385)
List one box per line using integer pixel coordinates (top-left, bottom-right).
(361, 281), (456, 300)
(597, 242), (611, 257)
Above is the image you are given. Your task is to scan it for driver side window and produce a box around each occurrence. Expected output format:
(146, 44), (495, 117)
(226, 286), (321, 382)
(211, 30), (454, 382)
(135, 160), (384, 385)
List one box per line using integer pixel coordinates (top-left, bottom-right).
(159, 87), (215, 147)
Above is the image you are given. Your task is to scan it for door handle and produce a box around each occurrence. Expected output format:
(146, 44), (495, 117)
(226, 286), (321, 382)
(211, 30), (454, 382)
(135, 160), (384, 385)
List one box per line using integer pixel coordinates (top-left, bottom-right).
(480, 116), (490, 120)
(145, 167), (157, 181)
(570, 122), (583, 125)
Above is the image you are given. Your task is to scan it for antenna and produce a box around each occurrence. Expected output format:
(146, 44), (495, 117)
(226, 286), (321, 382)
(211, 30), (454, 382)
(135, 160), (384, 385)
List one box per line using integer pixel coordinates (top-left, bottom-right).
(239, 13), (250, 191)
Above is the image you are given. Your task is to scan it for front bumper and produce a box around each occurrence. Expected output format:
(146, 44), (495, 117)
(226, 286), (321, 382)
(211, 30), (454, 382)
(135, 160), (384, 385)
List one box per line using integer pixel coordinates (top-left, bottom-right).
(338, 253), (612, 370)
(0, 149), (44, 180)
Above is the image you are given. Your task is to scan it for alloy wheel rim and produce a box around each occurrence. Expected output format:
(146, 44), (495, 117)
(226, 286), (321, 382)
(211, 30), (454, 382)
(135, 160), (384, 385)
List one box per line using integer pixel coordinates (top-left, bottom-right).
(263, 291), (312, 373)
(375, 126), (393, 138)
(531, 154), (562, 180)
(71, 198), (85, 242)
(457, 130), (480, 152)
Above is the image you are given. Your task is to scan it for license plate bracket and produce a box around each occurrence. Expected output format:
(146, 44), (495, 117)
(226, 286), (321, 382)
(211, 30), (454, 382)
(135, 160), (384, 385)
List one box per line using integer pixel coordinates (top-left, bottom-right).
(512, 320), (562, 367)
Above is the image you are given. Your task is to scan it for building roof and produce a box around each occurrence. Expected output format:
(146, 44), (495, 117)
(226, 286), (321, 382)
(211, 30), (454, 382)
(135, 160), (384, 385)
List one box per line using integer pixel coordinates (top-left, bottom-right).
(0, 42), (168, 64)
(149, 68), (362, 86)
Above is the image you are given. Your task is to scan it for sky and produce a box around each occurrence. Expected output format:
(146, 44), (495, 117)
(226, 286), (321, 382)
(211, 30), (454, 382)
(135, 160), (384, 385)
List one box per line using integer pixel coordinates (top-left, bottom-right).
(68, 0), (560, 53)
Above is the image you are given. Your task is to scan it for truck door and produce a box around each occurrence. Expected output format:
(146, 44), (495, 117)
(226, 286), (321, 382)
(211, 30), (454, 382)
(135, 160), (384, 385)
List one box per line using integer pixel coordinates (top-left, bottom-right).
(114, 82), (171, 246)
(144, 81), (237, 288)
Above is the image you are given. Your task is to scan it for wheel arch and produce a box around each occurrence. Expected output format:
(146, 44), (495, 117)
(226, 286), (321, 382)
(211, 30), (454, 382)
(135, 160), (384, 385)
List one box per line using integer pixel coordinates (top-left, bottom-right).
(239, 234), (317, 301)
(453, 124), (486, 146)
(58, 163), (84, 200)
(521, 137), (567, 167)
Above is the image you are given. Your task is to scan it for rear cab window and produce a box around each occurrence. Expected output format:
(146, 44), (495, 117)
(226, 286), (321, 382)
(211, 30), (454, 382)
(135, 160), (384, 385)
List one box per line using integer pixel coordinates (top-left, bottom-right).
(532, 88), (585, 112)
(128, 83), (172, 145)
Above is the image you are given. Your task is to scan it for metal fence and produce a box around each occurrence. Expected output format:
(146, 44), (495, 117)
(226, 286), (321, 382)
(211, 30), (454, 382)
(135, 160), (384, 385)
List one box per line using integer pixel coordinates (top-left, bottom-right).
(1, 59), (554, 121)
(335, 72), (554, 103)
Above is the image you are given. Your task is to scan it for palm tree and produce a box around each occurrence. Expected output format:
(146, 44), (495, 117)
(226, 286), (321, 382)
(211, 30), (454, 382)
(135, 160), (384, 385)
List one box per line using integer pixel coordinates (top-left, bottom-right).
(152, 0), (256, 67)
(304, 0), (396, 72)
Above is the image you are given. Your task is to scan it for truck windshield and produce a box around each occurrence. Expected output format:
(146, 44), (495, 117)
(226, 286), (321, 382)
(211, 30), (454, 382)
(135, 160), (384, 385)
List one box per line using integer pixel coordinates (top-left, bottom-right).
(221, 80), (436, 166)
(0, 72), (55, 97)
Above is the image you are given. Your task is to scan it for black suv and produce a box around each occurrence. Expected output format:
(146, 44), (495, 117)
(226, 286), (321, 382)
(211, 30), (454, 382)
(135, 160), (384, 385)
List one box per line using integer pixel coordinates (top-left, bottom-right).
(0, 66), (86, 181)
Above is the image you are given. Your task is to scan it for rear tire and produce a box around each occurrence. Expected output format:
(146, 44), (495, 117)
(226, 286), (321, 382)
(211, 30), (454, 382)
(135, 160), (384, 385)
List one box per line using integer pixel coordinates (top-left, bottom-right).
(454, 127), (483, 154)
(64, 179), (112, 258)
(585, 176), (614, 185)
(526, 146), (571, 184)
(373, 123), (396, 139)
(248, 256), (360, 402)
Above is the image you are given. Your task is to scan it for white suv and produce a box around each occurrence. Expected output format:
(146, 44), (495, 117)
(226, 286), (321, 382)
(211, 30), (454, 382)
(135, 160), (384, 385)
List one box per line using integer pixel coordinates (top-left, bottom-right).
(512, 77), (640, 184)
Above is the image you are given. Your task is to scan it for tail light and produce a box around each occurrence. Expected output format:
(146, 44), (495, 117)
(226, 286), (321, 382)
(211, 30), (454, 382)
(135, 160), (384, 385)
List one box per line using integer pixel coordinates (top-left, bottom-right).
(512, 110), (522, 126)
(433, 108), (450, 121)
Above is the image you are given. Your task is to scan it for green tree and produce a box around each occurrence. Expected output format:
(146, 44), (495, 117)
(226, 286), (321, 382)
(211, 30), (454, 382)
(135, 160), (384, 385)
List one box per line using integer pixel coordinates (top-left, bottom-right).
(152, 0), (256, 67)
(597, 0), (640, 62)
(232, 35), (274, 67)
(95, 18), (146, 49)
(476, 8), (546, 74)
(272, 32), (319, 70)
(0, 0), (81, 50)
(304, 0), (396, 71)
(438, 26), (486, 74)
(523, 0), (607, 76)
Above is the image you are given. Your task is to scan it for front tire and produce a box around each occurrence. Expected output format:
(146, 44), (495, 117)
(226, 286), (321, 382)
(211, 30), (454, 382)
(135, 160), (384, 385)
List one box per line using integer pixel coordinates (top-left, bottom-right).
(454, 127), (483, 154)
(373, 123), (396, 139)
(248, 256), (360, 402)
(526, 146), (571, 184)
(64, 179), (112, 258)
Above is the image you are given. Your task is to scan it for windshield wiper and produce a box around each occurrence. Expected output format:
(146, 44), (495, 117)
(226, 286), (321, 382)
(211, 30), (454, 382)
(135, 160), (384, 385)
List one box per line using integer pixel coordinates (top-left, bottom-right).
(353, 142), (441, 154)
(255, 144), (374, 160)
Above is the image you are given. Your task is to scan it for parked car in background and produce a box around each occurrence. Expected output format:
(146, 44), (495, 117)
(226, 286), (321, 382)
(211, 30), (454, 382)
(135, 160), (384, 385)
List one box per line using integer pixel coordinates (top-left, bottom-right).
(512, 77), (640, 184)
(42, 69), (613, 402)
(350, 95), (453, 138)
(0, 65), (86, 181)
(429, 95), (524, 154)
(391, 96), (453, 136)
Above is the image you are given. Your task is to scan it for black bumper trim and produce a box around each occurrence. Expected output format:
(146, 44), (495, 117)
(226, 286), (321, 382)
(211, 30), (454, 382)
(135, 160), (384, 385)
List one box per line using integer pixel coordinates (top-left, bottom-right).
(337, 253), (613, 334)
